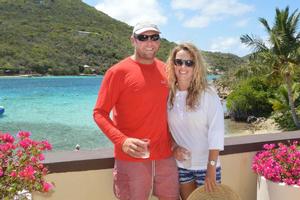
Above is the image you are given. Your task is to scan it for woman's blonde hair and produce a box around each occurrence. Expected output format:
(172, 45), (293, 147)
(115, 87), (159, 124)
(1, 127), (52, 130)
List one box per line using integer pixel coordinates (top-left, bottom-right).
(166, 43), (208, 110)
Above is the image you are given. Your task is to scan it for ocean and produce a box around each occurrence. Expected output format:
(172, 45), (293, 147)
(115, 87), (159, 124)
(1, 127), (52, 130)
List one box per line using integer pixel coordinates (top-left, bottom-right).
(0, 75), (247, 151)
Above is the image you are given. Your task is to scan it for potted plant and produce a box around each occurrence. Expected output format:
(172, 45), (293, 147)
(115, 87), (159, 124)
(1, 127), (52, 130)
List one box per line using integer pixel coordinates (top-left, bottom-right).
(252, 141), (300, 200)
(0, 131), (54, 200)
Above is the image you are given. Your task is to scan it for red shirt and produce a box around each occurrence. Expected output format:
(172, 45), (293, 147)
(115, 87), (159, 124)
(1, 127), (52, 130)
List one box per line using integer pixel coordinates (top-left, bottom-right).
(93, 57), (173, 161)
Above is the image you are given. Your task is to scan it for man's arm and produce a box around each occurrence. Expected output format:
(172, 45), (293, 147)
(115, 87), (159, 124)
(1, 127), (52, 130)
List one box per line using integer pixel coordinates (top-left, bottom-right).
(93, 70), (127, 149)
(93, 70), (148, 157)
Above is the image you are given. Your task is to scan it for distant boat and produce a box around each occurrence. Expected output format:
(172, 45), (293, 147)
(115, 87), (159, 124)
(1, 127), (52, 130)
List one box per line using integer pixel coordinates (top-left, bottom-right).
(0, 106), (4, 115)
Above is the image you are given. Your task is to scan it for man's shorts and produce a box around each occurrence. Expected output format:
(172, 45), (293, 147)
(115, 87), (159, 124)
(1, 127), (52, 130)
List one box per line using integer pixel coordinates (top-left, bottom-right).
(113, 157), (179, 200)
(178, 167), (221, 186)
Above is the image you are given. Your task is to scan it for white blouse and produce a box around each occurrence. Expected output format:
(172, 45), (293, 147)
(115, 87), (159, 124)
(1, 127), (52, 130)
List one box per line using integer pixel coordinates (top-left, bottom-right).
(167, 87), (224, 170)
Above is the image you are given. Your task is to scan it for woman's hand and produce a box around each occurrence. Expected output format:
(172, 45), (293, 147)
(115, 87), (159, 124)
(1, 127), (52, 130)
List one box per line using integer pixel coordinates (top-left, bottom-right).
(204, 165), (217, 192)
(172, 146), (190, 161)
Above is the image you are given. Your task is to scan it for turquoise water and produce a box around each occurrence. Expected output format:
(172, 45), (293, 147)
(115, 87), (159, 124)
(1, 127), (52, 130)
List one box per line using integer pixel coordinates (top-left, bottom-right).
(0, 76), (110, 150)
(0, 75), (245, 151)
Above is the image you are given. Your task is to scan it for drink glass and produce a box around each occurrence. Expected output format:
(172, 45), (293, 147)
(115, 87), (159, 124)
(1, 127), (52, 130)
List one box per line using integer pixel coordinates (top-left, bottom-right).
(182, 150), (191, 168)
(140, 138), (150, 159)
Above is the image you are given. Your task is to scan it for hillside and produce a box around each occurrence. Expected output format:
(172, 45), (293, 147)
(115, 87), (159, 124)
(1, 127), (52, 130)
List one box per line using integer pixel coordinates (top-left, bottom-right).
(203, 51), (247, 73)
(0, 0), (246, 75)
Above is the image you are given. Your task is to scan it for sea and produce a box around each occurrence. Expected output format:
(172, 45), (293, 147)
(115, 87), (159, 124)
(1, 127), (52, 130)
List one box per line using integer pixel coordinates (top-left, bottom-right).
(0, 75), (249, 151)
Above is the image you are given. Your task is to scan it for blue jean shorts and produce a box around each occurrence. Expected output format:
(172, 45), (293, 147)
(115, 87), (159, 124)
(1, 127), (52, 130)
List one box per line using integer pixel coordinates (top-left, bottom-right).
(178, 167), (221, 186)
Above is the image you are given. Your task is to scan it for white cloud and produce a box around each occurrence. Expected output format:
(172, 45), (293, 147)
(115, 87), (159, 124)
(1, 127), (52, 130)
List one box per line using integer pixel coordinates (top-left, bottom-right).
(95, 0), (167, 26)
(209, 36), (250, 56)
(171, 0), (254, 28)
(174, 12), (185, 21)
(235, 19), (250, 27)
(202, 0), (254, 16)
(183, 15), (211, 28)
(171, 0), (208, 10)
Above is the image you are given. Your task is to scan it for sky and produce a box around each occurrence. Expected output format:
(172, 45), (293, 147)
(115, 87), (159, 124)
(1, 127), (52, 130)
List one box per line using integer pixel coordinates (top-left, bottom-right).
(82, 0), (299, 57)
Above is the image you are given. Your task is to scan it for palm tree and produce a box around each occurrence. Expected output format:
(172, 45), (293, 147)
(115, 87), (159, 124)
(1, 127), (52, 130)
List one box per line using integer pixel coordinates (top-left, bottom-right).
(269, 83), (300, 113)
(240, 6), (300, 129)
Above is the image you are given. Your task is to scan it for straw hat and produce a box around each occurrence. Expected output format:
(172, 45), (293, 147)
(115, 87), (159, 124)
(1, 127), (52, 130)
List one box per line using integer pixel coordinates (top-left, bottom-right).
(187, 184), (241, 200)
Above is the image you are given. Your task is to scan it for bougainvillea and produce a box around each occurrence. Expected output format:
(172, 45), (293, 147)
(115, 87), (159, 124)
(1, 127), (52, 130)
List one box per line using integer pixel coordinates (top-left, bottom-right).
(0, 131), (54, 199)
(252, 141), (300, 186)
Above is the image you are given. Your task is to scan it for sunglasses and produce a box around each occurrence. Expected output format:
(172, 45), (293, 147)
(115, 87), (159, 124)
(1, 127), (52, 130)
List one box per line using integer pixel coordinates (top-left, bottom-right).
(134, 34), (160, 42)
(174, 59), (195, 67)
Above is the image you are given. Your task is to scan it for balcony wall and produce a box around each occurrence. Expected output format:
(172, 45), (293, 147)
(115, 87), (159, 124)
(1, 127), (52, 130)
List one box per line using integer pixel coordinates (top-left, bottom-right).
(34, 131), (300, 200)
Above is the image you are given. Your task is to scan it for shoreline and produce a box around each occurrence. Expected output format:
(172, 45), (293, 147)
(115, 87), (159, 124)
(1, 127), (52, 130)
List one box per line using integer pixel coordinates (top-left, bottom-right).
(2, 74), (282, 136)
(0, 74), (101, 78)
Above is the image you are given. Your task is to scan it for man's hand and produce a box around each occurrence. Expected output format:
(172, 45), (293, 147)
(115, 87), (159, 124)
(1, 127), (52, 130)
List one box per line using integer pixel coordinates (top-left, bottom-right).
(122, 138), (149, 158)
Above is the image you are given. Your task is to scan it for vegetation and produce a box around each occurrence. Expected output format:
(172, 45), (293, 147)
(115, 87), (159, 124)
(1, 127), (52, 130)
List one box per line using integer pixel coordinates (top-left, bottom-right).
(0, 0), (174, 75)
(240, 6), (300, 129)
(223, 6), (300, 130)
(202, 51), (247, 73)
(269, 83), (300, 130)
(0, 0), (245, 76)
(226, 77), (273, 121)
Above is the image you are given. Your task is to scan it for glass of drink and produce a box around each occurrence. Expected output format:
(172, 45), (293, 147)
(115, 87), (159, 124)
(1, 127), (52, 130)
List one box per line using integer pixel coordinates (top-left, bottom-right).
(182, 150), (191, 168)
(140, 138), (150, 158)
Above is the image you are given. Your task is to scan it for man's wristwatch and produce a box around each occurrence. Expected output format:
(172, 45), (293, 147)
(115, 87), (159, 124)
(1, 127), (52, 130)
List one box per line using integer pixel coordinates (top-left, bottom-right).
(208, 160), (217, 166)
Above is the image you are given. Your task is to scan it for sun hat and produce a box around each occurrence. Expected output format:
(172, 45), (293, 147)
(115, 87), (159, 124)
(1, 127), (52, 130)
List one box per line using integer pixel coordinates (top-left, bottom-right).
(132, 21), (160, 35)
(187, 184), (241, 200)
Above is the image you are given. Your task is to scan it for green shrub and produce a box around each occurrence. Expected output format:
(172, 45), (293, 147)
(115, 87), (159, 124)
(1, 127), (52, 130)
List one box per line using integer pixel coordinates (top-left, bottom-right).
(226, 77), (273, 121)
(272, 111), (298, 130)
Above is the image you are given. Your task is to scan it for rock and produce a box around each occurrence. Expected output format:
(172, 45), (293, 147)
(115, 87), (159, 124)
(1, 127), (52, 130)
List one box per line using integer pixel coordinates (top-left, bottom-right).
(247, 116), (257, 123)
(251, 118), (282, 134)
(224, 112), (230, 119)
(75, 144), (80, 151)
(212, 80), (231, 100)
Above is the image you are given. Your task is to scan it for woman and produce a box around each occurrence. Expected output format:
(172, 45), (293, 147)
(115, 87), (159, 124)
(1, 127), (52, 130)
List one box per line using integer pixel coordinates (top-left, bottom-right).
(166, 43), (224, 200)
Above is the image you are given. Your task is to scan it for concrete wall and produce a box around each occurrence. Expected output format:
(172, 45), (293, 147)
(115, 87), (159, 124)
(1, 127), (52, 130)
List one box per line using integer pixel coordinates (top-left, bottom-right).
(34, 152), (257, 200)
(221, 152), (257, 200)
(33, 131), (300, 200)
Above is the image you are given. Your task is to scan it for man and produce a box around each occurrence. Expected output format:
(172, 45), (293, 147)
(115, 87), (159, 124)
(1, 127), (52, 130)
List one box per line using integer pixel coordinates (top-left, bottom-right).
(93, 22), (179, 200)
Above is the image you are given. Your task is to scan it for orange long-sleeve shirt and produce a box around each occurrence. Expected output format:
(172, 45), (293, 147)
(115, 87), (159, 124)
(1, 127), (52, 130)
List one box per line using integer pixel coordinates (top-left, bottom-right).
(93, 57), (173, 161)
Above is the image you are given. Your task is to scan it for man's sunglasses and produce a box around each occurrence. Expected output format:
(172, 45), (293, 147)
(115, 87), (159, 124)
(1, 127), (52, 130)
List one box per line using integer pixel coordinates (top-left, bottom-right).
(134, 34), (160, 42)
(174, 59), (195, 67)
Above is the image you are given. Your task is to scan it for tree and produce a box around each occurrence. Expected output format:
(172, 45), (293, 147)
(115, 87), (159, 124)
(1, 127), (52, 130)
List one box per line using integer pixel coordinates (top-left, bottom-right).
(240, 6), (300, 129)
(269, 83), (300, 113)
(269, 83), (300, 130)
(226, 77), (273, 121)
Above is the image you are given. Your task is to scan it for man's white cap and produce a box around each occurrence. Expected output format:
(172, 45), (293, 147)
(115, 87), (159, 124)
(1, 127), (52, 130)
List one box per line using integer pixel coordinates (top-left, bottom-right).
(132, 21), (161, 35)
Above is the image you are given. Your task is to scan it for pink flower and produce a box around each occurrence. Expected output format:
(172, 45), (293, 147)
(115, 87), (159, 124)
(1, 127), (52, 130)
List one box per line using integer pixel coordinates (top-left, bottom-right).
(19, 165), (36, 180)
(31, 156), (37, 163)
(297, 179), (300, 186)
(0, 133), (15, 143)
(0, 131), (54, 197)
(38, 163), (44, 169)
(10, 171), (17, 177)
(42, 168), (48, 176)
(42, 182), (54, 192)
(0, 143), (14, 153)
(38, 154), (45, 161)
(17, 150), (23, 157)
(41, 140), (52, 151)
(19, 138), (32, 149)
(253, 141), (300, 186)
(17, 131), (31, 138)
(263, 143), (275, 150)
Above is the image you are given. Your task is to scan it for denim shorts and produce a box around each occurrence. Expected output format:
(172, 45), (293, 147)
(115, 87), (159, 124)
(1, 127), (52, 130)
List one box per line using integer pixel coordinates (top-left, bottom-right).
(178, 167), (221, 186)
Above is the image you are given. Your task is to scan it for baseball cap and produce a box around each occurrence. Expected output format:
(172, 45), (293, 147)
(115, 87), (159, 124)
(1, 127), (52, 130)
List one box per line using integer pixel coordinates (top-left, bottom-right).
(132, 21), (161, 35)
